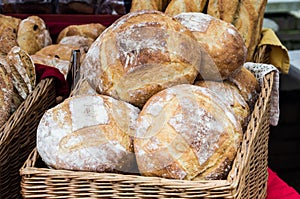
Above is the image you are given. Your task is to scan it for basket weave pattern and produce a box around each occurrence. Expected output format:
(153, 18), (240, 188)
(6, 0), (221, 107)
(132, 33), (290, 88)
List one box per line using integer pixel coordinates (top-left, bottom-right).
(19, 72), (274, 199)
(0, 78), (56, 199)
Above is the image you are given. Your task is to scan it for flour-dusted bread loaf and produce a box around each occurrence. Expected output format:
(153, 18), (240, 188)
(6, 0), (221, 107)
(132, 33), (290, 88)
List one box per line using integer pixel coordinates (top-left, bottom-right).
(174, 12), (247, 81)
(6, 46), (36, 100)
(56, 23), (106, 43)
(134, 84), (243, 180)
(81, 10), (203, 107)
(37, 94), (140, 173)
(194, 80), (250, 128)
(0, 61), (13, 127)
(17, 16), (52, 55)
(228, 66), (260, 110)
(207, 0), (268, 61)
(58, 35), (94, 54)
(165, 0), (208, 16)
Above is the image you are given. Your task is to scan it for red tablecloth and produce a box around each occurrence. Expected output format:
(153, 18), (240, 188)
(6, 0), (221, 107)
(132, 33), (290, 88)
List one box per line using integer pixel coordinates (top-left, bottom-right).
(267, 168), (300, 199)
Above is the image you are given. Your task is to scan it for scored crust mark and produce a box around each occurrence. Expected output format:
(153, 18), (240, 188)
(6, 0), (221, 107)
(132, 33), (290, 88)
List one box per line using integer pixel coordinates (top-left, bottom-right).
(6, 46), (36, 100)
(134, 84), (243, 180)
(0, 64), (13, 127)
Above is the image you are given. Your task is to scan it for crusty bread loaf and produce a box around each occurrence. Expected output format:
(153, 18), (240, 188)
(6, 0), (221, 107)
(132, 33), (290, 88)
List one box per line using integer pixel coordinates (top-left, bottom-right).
(134, 84), (243, 180)
(37, 94), (140, 173)
(58, 35), (94, 54)
(0, 61), (13, 127)
(56, 23), (106, 43)
(207, 0), (268, 61)
(6, 46), (36, 100)
(174, 12), (247, 81)
(17, 16), (52, 55)
(81, 10), (202, 108)
(194, 80), (250, 128)
(165, 0), (208, 16)
(228, 66), (260, 110)
(0, 14), (21, 31)
(34, 44), (79, 61)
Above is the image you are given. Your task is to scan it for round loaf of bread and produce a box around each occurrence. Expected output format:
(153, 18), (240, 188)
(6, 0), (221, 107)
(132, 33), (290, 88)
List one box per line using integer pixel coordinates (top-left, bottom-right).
(17, 16), (52, 55)
(174, 12), (247, 81)
(194, 80), (250, 128)
(81, 10), (203, 107)
(37, 94), (140, 173)
(56, 23), (106, 43)
(134, 84), (243, 180)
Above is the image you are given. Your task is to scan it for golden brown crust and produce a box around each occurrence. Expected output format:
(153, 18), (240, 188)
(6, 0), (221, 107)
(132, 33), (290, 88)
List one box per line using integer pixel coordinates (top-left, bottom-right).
(0, 14), (21, 31)
(34, 44), (79, 61)
(165, 0), (208, 16)
(228, 66), (260, 110)
(130, 0), (171, 12)
(56, 23), (106, 43)
(194, 80), (250, 128)
(81, 10), (202, 107)
(0, 24), (19, 54)
(134, 84), (243, 180)
(207, 0), (268, 61)
(174, 12), (247, 81)
(17, 16), (52, 55)
(37, 94), (140, 173)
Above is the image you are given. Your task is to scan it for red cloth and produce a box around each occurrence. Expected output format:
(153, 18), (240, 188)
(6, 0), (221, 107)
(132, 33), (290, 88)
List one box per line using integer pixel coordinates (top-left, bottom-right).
(35, 63), (70, 98)
(267, 168), (300, 199)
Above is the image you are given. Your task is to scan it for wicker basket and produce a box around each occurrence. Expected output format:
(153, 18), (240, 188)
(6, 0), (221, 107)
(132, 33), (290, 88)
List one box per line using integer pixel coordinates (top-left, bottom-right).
(19, 66), (274, 198)
(0, 78), (57, 199)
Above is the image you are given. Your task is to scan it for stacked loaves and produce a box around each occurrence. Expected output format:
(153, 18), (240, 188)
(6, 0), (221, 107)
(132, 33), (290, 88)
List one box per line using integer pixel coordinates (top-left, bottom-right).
(37, 10), (261, 181)
(0, 14), (106, 127)
(131, 0), (268, 62)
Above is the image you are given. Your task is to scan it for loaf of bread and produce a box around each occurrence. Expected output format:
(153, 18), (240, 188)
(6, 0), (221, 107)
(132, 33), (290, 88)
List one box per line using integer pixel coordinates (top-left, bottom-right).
(194, 80), (250, 128)
(56, 23), (106, 43)
(134, 84), (243, 180)
(174, 12), (247, 81)
(0, 14), (21, 54)
(0, 61), (13, 127)
(81, 10), (203, 107)
(37, 94), (140, 173)
(228, 66), (260, 110)
(6, 46), (36, 100)
(17, 16), (52, 55)
(165, 0), (208, 16)
(58, 35), (94, 54)
(207, 0), (268, 61)
(34, 44), (79, 61)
